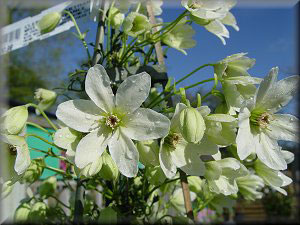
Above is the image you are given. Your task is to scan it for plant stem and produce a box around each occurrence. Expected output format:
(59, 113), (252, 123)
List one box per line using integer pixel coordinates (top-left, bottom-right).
(74, 179), (84, 224)
(179, 170), (195, 221)
(49, 195), (71, 209)
(26, 103), (58, 130)
(63, 10), (91, 60)
(175, 63), (212, 85)
(26, 122), (52, 135)
(25, 133), (59, 148)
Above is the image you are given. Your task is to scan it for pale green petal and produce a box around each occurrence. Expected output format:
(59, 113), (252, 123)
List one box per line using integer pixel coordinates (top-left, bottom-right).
(108, 129), (139, 177)
(205, 114), (236, 122)
(204, 161), (222, 180)
(255, 67), (278, 108)
(15, 142), (31, 175)
(170, 103), (187, 132)
(170, 141), (188, 168)
(204, 20), (229, 45)
(85, 64), (115, 113)
(281, 150), (294, 164)
(116, 72), (151, 113)
(56, 100), (101, 133)
(255, 133), (287, 170)
(206, 120), (236, 146)
(254, 160), (283, 187)
(122, 108), (170, 141)
(197, 135), (219, 155)
(159, 140), (177, 179)
(180, 151), (205, 176)
(207, 176), (238, 195)
(224, 76), (262, 85)
(267, 114), (299, 143)
(196, 105), (211, 117)
(75, 127), (110, 169)
(221, 12), (239, 31)
(53, 127), (81, 151)
(256, 75), (299, 113)
(236, 107), (255, 160)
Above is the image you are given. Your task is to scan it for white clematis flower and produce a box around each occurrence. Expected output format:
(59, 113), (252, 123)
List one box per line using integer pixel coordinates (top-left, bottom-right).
(214, 53), (261, 112)
(236, 67), (299, 170)
(56, 64), (170, 177)
(182, 0), (239, 44)
(159, 103), (218, 179)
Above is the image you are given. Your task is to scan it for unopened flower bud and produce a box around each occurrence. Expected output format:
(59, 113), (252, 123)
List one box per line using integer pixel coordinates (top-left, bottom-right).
(34, 88), (57, 113)
(99, 152), (119, 181)
(21, 158), (45, 184)
(1, 106), (28, 135)
(38, 12), (61, 34)
(136, 140), (159, 166)
(39, 176), (57, 197)
(80, 156), (103, 178)
(14, 203), (31, 222)
(179, 107), (205, 143)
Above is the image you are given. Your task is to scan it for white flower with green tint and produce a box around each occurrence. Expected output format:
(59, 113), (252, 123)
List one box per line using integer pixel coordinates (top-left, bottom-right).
(236, 174), (264, 201)
(182, 0), (238, 44)
(204, 158), (249, 196)
(108, 6), (125, 29)
(236, 67), (299, 170)
(254, 159), (292, 195)
(159, 103), (218, 179)
(162, 18), (196, 55)
(56, 64), (170, 177)
(214, 53), (261, 112)
(123, 12), (151, 37)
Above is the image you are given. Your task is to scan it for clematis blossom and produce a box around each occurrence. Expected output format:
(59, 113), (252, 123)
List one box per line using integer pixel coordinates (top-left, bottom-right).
(56, 64), (170, 177)
(236, 67), (299, 170)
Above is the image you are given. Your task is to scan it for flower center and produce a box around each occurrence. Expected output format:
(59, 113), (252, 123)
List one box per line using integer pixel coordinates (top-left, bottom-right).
(8, 145), (17, 156)
(165, 132), (181, 149)
(188, 1), (203, 9)
(250, 109), (273, 129)
(105, 114), (120, 130)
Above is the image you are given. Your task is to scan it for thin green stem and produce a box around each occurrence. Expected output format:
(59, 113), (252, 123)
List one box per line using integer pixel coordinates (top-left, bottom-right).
(26, 103), (58, 130)
(30, 147), (68, 161)
(42, 165), (67, 176)
(26, 122), (52, 135)
(63, 10), (91, 60)
(25, 133), (60, 149)
(49, 195), (71, 209)
(175, 64), (212, 85)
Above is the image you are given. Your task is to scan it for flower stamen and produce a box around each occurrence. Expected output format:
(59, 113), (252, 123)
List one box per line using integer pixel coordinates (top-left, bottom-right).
(105, 114), (120, 130)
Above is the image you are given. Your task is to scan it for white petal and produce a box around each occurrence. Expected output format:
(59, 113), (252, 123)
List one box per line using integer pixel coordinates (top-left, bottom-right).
(281, 150), (294, 164)
(197, 135), (219, 155)
(267, 114), (299, 143)
(159, 140), (176, 179)
(170, 141), (188, 168)
(208, 176), (238, 196)
(221, 12), (239, 31)
(75, 127), (110, 169)
(205, 114), (236, 122)
(236, 108), (255, 160)
(255, 67), (278, 107)
(108, 129), (139, 177)
(56, 100), (101, 133)
(85, 64), (115, 112)
(122, 108), (170, 141)
(180, 150), (205, 176)
(225, 76), (262, 85)
(15, 143), (30, 175)
(54, 127), (80, 150)
(116, 72), (151, 113)
(256, 75), (299, 113)
(197, 106), (211, 117)
(205, 20), (229, 45)
(255, 133), (287, 170)
(170, 103), (187, 132)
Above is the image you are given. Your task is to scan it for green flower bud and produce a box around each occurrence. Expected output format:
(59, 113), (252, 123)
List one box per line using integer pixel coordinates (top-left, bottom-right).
(99, 207), (117, 224)
(204, 161), (222, 180)
(179, 107), (205, 143)
(1, 180), (13, 199)
(145, 166), (166, 186)
(28, 202), (47, 221)
(38, 12), (61, 34)
(123, 12), (151, 37)
(34, 88), (57, 113)
(99, 151), (119, 181)
(14, 202), (31, 222)
(136, 140), (159, 166)
(39, 176), (57, 197)
(21, 158), (45, 184)
(1, 106), (28, 135)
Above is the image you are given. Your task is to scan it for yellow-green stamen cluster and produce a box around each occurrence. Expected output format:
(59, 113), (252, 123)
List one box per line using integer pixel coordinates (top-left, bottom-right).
(8, 145), (17, 155)
(164, 132), (181, 149)
(250, 109), (272, 129)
